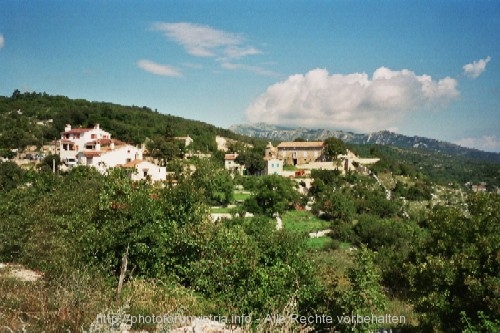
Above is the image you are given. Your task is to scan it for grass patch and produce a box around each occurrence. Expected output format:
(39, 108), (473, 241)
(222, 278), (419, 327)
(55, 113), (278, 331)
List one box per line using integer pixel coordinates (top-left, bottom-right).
(233, 191), (252, 202)
(282, 210), (330, 233)
(283, 165), (298, 171)
(306, 237), (334, 250)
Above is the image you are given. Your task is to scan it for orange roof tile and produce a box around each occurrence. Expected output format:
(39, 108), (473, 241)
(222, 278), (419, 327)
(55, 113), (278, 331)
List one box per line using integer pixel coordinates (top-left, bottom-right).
(82, 151), (101, 157)
(121, 159), (143, 168)
(224, 153), (239, 160)
(277, 142), (324, 149)
(62, 128), (92, 134)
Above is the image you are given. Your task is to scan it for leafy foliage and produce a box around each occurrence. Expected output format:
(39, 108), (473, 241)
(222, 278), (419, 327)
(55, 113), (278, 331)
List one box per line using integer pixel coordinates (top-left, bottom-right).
(323, 137), (348, 161)
(407, 193), (500, 332)
(191, 159), (234, 206)
(0, 161), (25, 192)
(244, 175), (299, 216)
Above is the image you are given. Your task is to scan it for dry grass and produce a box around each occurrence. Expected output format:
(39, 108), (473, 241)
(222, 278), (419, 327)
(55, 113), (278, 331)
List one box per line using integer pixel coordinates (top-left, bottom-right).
(0, 269), (113, 333)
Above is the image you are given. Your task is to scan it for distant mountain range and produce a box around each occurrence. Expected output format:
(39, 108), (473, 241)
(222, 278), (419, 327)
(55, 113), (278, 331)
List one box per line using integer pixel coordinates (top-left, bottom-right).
(229, 123), (500, 163)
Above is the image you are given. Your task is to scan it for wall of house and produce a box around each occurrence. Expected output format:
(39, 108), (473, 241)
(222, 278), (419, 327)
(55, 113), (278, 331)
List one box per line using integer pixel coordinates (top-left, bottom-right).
(224, 159), (246, 175)
(277, 148), (323, 165)
(130, 161), (167, 182)
(265, 159), (284, 175)
(78, 145), (142, 173)
(59, 126), (112, 160)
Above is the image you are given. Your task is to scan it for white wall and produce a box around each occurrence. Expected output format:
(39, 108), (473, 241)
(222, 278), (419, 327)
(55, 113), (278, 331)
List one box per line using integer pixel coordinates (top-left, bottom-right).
(78, 144), (143, 173)
(265, 158), (284, 175)
(129, 161), (167, 182)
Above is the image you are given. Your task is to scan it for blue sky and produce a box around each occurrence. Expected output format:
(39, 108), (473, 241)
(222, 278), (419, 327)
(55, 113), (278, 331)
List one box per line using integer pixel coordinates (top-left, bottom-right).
(1, 1), (499, 152)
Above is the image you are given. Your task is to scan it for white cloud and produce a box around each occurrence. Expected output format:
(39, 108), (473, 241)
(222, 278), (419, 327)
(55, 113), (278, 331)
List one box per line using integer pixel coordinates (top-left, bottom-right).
(245, 67), (459, 132)
(462, 56), (491, 79)
(224, 46), (260, 59)
(137, 59), (182, 77)
(0, 34), (4, 49)
(221, 62), (277, 77)
(151, 22), (271, 75)
(456, 135), (500, 153)
(152, 22), (258, 60)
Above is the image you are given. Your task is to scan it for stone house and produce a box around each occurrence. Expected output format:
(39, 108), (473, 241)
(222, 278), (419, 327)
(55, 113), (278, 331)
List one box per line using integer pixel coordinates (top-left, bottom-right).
(265, 141), (324, 166)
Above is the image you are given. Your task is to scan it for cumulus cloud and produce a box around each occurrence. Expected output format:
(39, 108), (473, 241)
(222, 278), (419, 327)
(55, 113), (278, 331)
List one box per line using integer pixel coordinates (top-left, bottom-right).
(245, 67), (459, 132)
(152, 22), (259, 59)
(0, 34), (4, 49)
(456, 135), (500, 153)
(463, 56), (491, 79)
(137, 59), (182, 77)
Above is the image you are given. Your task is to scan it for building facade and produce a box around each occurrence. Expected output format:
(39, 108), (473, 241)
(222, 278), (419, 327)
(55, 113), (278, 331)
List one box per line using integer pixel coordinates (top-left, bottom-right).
(119, 160), (167, 182)
(265, 141), (324, 165)
(59, 124), (143, 172)
(224, 153), (246, 175)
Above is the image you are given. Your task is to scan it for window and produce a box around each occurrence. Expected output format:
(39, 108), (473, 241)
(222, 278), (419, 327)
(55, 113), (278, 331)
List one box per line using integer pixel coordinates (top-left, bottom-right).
(91, 134), (96, 139)
(126, 158), (131, 163)
(143, 171), (148, 178)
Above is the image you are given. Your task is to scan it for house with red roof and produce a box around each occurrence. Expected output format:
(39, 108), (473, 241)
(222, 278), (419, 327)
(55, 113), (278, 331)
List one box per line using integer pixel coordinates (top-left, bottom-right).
(59, 124), (143, 172)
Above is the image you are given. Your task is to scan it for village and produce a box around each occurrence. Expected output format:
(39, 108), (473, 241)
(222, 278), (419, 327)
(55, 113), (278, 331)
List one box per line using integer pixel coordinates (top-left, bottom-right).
(8, 123), (380, 183)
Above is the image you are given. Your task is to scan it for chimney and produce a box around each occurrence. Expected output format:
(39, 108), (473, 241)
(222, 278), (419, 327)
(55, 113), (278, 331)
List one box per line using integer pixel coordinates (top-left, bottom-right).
(94, 123), (100, 129)
(64, 124), (71, 132)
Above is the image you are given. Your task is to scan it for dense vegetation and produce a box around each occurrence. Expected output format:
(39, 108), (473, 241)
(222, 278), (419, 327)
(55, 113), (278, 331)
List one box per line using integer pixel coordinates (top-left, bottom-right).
(0, 91), (499, 332)
(350, 144), (500, 188)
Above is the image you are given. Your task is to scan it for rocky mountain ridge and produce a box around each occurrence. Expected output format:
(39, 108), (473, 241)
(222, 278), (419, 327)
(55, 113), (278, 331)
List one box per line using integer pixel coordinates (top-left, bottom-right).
(229, 123), (500, 163)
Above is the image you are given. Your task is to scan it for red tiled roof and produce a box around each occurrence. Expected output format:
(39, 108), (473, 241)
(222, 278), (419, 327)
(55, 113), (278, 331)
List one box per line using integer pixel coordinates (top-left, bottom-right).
(62, 128), (92, 134)
(277, 142), (324, 149)
(224, 153), (239, 160)
(82, 151), (101, 157)
(120, 159), (143, 168)
(85, 139), (125, 147)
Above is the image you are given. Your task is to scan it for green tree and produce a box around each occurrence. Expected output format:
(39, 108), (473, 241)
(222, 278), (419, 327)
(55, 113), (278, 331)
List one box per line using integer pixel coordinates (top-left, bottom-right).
(0, 161), (25, 192)
(244, 175), (299, 216)
(146, 136), (183, 165)
(235, 150), (265, 175)
(191, 159), (234, 206)
(407, 193), (500, 332)
(313, 189), (356, 223)
(333, 246), (388, 333)
(323, 137), (348, 162)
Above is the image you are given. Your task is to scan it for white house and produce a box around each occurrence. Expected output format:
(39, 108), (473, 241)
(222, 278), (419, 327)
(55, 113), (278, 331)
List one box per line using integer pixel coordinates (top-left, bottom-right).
(59, 124), (112, 161)
(119, 159), (167, 182)
(77, 141), (143, 173)
(224, 153), (246, 175)
(264, 158), (284, 176)
(60, 124), (144, 172)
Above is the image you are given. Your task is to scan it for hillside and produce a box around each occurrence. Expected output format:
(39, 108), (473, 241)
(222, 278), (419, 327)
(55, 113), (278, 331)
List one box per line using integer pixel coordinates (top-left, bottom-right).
(230, 123), (500, 188)
(0, 91), (264, 154)
(230, 123), (500, 163)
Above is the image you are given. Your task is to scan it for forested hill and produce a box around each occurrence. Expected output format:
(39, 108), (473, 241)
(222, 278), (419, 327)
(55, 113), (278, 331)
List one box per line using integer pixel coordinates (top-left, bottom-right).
(0, 90), (261, 153)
